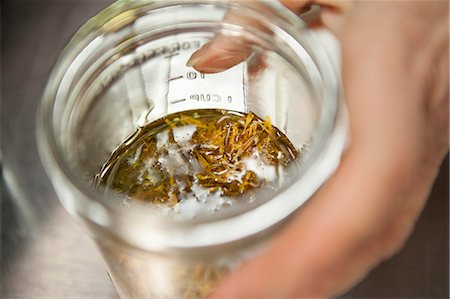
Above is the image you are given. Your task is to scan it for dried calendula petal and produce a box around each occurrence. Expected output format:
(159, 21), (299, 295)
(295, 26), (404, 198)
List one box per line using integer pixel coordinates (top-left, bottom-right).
(95, 109), (299, 206)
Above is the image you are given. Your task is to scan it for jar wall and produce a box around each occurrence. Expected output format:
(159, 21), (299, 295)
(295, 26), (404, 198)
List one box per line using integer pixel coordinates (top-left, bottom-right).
(38, 1), (345, 298)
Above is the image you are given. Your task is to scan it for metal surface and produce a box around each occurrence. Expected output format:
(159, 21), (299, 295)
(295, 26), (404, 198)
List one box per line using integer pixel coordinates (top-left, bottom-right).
(1, 1), (448, 298)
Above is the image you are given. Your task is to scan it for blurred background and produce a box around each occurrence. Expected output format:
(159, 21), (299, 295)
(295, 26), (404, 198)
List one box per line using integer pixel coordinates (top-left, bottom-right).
(1, 1), (448, 298)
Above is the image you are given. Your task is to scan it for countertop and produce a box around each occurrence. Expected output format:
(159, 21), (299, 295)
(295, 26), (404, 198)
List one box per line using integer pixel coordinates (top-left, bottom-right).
(1, 1), (448, 298)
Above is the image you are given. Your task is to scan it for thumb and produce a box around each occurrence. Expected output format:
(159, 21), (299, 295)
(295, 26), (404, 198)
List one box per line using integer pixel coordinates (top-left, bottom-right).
(187, 1), (350, 73)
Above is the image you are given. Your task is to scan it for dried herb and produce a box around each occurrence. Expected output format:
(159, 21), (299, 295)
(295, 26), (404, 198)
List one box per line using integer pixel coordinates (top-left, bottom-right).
(95, 109), (298, 206)
(180, 264), (228, 299)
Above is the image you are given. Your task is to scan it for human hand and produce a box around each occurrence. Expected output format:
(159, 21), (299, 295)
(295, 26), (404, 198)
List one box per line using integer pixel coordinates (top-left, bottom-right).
(189, 1), (449, 298)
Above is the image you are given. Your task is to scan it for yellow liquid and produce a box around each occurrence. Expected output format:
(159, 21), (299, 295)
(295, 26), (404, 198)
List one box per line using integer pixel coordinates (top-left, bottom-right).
(95, 109), (298, 209)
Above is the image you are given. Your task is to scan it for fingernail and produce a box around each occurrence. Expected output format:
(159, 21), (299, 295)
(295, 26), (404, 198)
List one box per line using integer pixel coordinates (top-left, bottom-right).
(187, 42), (214, 67)
(186, 54), (201, 67)
(186, 44), (209, 67)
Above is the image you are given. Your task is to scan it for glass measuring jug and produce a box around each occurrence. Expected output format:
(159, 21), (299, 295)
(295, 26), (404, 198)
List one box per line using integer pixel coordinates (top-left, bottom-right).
(37, 1), (347, 298)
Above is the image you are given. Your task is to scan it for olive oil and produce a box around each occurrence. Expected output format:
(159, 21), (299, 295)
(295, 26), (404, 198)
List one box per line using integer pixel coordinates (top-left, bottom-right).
(95, 109), (298, 214)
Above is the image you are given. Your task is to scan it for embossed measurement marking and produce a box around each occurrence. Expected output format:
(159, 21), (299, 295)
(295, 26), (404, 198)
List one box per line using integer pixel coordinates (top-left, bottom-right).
(166, 38), (246, 114)
(169, 75), (184, 81)
(170, 98), (186, 104)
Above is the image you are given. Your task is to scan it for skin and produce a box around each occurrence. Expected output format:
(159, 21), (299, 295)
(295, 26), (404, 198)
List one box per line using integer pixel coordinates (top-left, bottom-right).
(189, 1), (449, 298)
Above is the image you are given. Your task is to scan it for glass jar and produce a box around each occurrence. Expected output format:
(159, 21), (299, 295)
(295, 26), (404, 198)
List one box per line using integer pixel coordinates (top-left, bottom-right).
(37, 1), (347, 298)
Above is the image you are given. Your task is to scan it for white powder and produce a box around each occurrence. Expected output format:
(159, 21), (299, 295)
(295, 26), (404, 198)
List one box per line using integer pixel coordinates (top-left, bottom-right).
(172, 125), (197, 144)
(156, 130), (169, 149)
(160, 185), (232, 220)
(243, 152), (277, 182)
(127, 144), (143, 165)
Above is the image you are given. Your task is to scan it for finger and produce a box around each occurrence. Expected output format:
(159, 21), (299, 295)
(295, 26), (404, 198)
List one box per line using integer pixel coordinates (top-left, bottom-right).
(187, 35), (253, 73)
(281, 1), (354, 36)
(187, 1), (273, 73)
(281, 0), (353, 12)
(209, 5), (437, 297)
(188, 1), (352, 73)
(209, 140), (422, 298)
